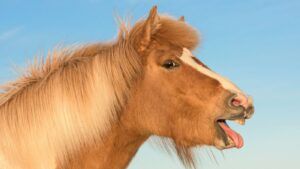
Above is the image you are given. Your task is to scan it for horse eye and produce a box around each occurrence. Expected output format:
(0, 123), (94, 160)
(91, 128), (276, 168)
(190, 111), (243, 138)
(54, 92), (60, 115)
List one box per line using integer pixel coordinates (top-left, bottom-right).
(162, 60), (179, 69)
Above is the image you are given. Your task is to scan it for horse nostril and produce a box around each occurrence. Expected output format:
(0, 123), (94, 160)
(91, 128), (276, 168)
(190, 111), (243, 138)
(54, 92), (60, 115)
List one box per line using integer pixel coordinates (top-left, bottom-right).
(228, 93), (248, 109)
(228, 94), (242, 109)
(231, 98), (241, 107)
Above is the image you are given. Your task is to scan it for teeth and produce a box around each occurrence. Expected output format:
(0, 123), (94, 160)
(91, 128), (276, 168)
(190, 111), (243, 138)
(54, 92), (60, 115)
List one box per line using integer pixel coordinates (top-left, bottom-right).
(233, 119), (245, 125)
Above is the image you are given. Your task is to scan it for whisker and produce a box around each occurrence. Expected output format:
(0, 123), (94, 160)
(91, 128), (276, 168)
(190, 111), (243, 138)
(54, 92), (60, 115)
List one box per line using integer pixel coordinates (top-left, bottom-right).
(209, 147), (219, 166)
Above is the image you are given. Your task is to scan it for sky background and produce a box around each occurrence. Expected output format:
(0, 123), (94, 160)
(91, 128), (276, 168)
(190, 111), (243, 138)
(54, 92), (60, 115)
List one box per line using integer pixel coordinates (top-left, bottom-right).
(0, 0), (300, 169)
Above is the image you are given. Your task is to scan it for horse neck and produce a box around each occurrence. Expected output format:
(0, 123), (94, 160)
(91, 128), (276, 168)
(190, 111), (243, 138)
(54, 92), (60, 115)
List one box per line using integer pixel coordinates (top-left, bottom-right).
(58, 109), (148, 169)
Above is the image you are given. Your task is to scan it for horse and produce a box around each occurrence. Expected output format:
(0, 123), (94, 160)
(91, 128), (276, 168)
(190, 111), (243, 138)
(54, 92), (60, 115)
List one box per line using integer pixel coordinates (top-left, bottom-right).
(0, 6), (254, 169)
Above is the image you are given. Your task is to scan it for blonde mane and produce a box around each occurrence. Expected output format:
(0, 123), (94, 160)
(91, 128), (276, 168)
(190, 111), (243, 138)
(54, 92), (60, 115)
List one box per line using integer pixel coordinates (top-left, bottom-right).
(0, 37), (142, 168)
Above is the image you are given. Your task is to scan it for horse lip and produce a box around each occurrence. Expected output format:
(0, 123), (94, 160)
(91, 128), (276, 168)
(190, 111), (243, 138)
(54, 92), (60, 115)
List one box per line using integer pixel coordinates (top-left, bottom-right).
(226, 113), (245, 121)
(216, 113), (246, 128)
(216, 111), (245, 122)
(245, 105), (255, 119)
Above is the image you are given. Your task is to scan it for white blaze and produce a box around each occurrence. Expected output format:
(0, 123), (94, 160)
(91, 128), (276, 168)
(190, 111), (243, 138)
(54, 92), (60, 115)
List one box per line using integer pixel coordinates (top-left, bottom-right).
(180, 48), (243, 94)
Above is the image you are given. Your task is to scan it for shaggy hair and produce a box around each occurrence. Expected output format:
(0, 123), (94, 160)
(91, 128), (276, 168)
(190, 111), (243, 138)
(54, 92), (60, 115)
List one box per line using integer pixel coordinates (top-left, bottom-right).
(0, 13), (199, 168)
(0, 40), (143, 168)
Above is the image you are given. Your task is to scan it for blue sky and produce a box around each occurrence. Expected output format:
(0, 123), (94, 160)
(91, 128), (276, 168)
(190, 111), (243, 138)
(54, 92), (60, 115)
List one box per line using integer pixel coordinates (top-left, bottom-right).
(1, 0), (300, 169)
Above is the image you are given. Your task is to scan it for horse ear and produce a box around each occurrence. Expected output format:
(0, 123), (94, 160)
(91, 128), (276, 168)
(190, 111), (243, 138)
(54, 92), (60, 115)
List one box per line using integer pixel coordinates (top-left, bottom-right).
(138, 6), (160, 52)
(179, 16), (185, 22)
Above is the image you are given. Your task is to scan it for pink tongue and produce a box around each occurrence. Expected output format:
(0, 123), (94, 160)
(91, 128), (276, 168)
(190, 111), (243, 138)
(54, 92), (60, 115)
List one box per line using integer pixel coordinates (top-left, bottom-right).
(219, 122), (244, 149)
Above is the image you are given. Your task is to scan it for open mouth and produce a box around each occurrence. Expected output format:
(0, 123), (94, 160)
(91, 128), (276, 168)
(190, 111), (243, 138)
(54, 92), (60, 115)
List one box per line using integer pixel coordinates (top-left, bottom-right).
(214, 93), (254, 149)
(216, 118), (245, 149)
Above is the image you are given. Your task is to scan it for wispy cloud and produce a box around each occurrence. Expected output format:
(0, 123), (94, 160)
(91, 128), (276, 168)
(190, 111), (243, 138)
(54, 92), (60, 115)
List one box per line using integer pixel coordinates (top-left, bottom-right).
(0, 26), (23, 41)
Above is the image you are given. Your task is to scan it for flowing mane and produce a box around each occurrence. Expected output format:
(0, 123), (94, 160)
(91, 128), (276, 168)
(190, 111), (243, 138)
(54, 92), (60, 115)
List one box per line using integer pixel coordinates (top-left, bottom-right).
(0, 40), (144, 168)
(0, 43), (138, 105)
